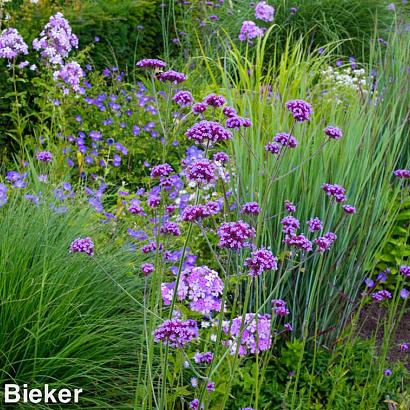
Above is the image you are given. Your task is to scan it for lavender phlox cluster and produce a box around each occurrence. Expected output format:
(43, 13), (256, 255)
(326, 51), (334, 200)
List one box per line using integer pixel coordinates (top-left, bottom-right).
(223, 313), (272, 356)
(400, 265), (410, 278)
(324, 126), (343, 140)
(161, 266), (224, 314)
(307, 217), (323, 232)
(239, 21), (264, 42)
(69, 237), (94, 256)
(153, 318), (198, 347)
(33, 12), (78, 65)
(53, 61), (85, 93)
(245, 248), (278, 277)
(394, 169), (410, 179)
(217, 220), (256, 250)
(185, 120), (232, 144)
(314, 232), (337, 252)
(274, 132), (298, 148)
(173, 90), (194, 107)
(0, 28), (29, 60)
(150, 163), (174, 178)
(187, 159), (216, 184)
(160, 221), (181, 236)
(322, 183), (346, 202)
(255, 1), (275, 22)
(36, 151), (53, 162)
(285, 99), (313, 122)
(272, 299), (290, 316)
(136, 58), (166, 69)
(241, 201), (260, 215)
(158, 70), (186, 84)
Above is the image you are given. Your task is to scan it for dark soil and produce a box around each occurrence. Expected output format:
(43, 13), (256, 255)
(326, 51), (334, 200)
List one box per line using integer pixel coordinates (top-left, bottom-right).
(358, 303), (410, 371)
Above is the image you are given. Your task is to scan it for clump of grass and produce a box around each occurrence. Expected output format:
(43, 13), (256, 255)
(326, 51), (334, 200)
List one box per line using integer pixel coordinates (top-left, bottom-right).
(0, 195), (144, 409)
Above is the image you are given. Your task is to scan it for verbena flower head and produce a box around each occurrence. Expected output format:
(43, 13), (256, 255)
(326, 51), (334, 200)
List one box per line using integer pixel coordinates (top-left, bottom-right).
(128, 198), (145, 215)
(185, 121), (232, 145)
(53, 61), (85, 93)
(285, 99), (313, 122)
(324, 126), (343, 140)
(223, 106), (237, 118)
(285, 234), (313, 252)
(150, 163), (174, 178)
(322, 183), (347, 202)
(265, 141), (281, 154)
(187, 159), (216, 184)
(371, 289), (392, 301)
(255, 1), (275, 22)
(153, 318), (198, 347)
(160, 221), (181, 236)
(307, 217), (323, 232)
(272, 299), (290, 316)
(0, 28), (29, 60)
(173, 90), (194, 107)
(394, 169), (410, 179)
(314, 232), (337, 252)
(158, 70), (186, 84)
(141, 263), (155, 276)
(194, 351), (214, 364)
(274, 132), (298, 148)
(33, 12), (78, 65)
(36, 151), (53, 162)
(399, 343), (409, 352)
(245, 248), (278, 277)
(281, 215), (300, 235)
(193, 102), (208, 114)
(203, 94), (226, 107)
(241, 201), (260, 215)
(284, 200), (296, 213)
(136, 58), (166, 69)
(213, 151), (229, 163)
(239, 21), (264, 42)
(181, 204), (217, 222)
(224, 313), (272, 356)
(342, 205), (356, 214)
(69, 237), (94, 256)
(400, 265), (410, 278)
(217, 220), (256, 250)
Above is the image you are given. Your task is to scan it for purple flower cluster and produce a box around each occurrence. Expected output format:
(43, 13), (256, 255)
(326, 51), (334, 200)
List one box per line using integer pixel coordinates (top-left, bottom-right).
(255, 1), (275, 22)
(173, 90), (194, 107)
(241, 201), (261, 215)
(394, 169), (410, 179)
(225, 116), (252, 130)
(158, 70), (186, 84)
(224, 313), (272, 356)
(153, 318), (199, 348)
(285, 99), (313, 122)
(36, 151), (53, 162)
(274, 132), (298, 148)
(324, 126), (343, 140)
(194, 351), (214, 364)
(185, 120), (232, 145)
(239, 21), (264, 42)
(203, 94), (226, 107)
(245, 248), (278, 277)
(141, 263), (155, 276)
(193, 103), (208, 114)
(281, 215), (300, 235)
(322, 183), (347, 202)
(160, 221), (181, 236)
(181, 202), (219, 222)
(400, 265), (410, 278)
(136, 58), (166, 69)
(128, 198), (145, 215)
(33, 12), (78, 65)
(161, 266), (224, 314)
(314, 232), (337, 252)
(307, 217), (323, 232)
(342, 205), (356, 214)
(151, 163), (174, 178)
(217, 221), (256, 250)
(69, 237), (94, 256)
(285, 200), (296, 213)
(285, 234), (313, 252)
(0, 28), (29, 60)
(53, 61), (85, 93)
(0, 184), (7, 207)
(187, 159), (216, 184)
(213, 151), (229, 163)
(272, 299), (290, 316)
(265, 141), (281, 155)
(371, 290), (392, 301)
